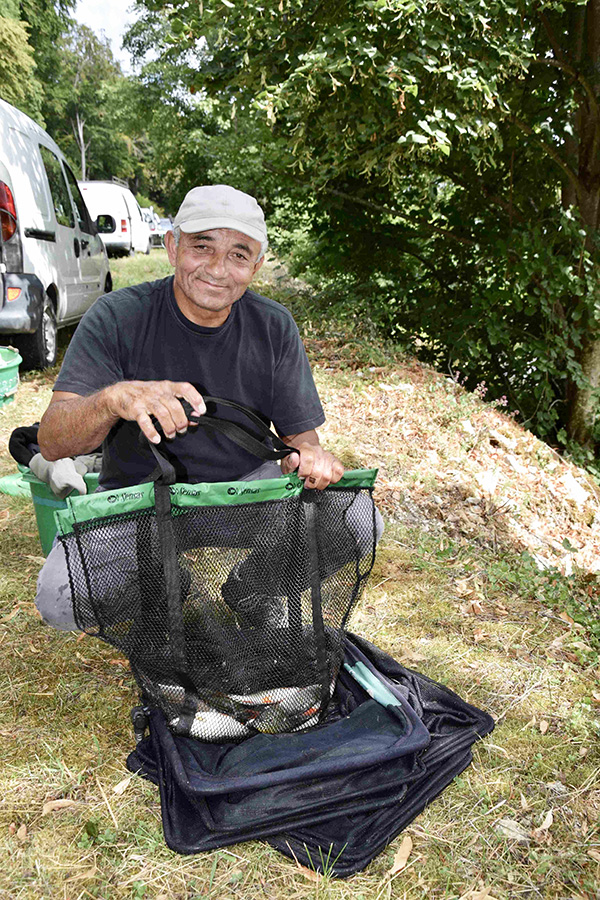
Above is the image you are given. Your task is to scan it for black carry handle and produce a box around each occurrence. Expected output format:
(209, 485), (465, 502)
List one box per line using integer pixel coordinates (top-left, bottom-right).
(142, 396), (297, 486)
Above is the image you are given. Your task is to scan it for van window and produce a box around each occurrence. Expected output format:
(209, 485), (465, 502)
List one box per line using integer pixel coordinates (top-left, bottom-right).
(64, 164), (94, 233)
(39, 146), (75, 229)
(9, 129), (50, 221)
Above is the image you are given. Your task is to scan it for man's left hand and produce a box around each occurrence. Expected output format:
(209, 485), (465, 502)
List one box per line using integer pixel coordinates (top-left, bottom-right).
(281, 441), (344, 490)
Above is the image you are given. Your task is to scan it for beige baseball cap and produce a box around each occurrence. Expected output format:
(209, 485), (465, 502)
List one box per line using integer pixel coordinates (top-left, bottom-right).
(173, 185), (268, 253)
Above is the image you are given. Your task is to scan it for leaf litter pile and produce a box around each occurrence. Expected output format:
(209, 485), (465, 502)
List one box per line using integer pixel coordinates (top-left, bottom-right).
(0, 259), (598, 900)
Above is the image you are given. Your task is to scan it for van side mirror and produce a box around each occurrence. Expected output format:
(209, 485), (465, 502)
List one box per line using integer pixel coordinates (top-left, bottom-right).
(95, 214), (115, 234)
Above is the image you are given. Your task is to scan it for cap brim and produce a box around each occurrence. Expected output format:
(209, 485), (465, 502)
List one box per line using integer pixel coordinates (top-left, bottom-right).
(175, 216), (267, 246)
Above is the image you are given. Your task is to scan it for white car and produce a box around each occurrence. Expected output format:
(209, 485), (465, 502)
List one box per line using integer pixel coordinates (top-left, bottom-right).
(79, 181), (151, 257)
(155, 217), (173, 245)
(0, 98), (111, 368)
(141, 206), (162, 248)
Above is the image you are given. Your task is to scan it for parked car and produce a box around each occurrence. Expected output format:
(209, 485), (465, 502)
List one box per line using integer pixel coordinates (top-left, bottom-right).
(79, 181), (151, 257)
(141, 206), (162, 248)
(0, 98), (111, 369)
(155, 217), (172, 246)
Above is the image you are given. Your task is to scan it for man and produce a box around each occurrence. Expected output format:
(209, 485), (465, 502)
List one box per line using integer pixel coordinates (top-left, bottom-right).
(36, 184), (370, 631)
(38, 184), (343, 490)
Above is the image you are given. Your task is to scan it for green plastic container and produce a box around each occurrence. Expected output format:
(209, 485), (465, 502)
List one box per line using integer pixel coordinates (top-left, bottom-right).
(0, 347), (22, 408)
(23, 471), (100, 556)
(0, 470), (30, 497)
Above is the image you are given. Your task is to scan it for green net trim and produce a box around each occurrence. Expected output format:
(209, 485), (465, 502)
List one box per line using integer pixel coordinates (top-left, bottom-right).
(55, 469), (378, 537)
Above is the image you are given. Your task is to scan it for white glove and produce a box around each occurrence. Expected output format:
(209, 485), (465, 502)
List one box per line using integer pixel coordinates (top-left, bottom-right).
(74, 453), (102, 474)
(29, 453), (87, 499)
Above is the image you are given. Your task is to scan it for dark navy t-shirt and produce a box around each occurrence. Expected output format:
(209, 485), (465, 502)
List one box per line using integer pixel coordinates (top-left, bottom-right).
(54, 277), (325, 488)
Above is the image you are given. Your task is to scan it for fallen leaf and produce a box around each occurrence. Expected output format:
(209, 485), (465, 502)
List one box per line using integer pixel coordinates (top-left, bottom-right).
(467, 597), (485, 615)
(570, 640), (592, 652)
(388, 835), (413, 875)
(532, 809), (553, 839)
(559, 611), (575, 626)
(65, 866), (97, 883)
(42, 798), (79, 815)
(8, 823), (16, 835)
(296, 864), (319, 882)
(495, 818), (530, 844)
(457, 887), (500, 900)
(0, 510), (9, 521)
(17, 824), (27, 842)
(587, 849), (600, 863)
(591, 692), (600, 706)
(579, 747), (589, 758)
(455, 578), (472, 596)
(400, 650), (427, 664)
(539, 720), (549, 735)
(520, 793), (530, 811)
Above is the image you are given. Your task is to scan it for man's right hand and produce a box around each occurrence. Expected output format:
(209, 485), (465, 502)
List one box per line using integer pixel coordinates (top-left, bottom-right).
(38, 381), (206, 461)
(103, 381), (206, 444)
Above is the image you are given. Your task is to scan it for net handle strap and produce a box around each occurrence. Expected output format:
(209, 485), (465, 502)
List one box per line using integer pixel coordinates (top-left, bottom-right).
(143, 395), (296, 487)
(302, 493), (333, 718)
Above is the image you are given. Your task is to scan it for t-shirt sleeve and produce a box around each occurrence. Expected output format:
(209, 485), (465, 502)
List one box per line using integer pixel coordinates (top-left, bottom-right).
(270, 319), (325, 436)
(53, 298), (124, 395)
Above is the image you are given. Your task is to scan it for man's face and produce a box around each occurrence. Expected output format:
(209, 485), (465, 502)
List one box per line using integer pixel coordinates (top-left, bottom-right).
(166, 227), (264, 326)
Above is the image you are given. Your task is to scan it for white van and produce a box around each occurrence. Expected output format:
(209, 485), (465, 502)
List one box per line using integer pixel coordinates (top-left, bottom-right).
(79, 181), (151, 257)
(0, 98), (111, 368)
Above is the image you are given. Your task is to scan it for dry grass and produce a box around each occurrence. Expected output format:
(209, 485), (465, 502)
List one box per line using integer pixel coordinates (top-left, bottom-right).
(0, 252), (598, 899)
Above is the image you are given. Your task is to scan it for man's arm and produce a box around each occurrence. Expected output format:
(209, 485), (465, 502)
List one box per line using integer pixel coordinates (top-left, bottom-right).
(280, 429), (344, 490)
(38, 382), (206, 461)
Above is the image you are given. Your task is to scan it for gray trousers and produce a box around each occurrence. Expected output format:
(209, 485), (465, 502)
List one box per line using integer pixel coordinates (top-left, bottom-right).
(36, 461), (384, 631)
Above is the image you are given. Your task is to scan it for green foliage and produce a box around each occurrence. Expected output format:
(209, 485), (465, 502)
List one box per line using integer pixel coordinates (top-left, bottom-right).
(19, 0), (76, 123)
(42, 24), (131, 180)
(0, 15), (44, 121)
(128, 0), (600, 447)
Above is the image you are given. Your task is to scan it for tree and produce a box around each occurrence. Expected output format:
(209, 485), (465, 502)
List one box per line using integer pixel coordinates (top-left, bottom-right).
(0, 1), (44, 121)
(19, 0), (76, 123)
(131, 0), (600, 452)
(44, 24), (134, 181)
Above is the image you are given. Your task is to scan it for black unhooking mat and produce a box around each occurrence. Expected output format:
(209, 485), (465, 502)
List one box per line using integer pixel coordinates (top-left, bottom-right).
(126, 634), (494, 877)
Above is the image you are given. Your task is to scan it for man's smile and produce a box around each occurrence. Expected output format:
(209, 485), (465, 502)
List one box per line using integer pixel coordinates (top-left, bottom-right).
(198, 279), (228, 290)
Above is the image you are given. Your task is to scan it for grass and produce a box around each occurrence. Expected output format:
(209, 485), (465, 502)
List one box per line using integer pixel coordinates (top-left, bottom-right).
(0, 251), (599, 899)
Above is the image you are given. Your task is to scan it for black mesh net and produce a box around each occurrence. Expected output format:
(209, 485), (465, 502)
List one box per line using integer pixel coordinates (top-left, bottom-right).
(61, 484), (377, 742)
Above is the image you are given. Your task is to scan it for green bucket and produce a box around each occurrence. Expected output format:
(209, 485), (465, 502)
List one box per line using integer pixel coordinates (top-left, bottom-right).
(0, 347), (22, 408)
(23, 471), (100, 556)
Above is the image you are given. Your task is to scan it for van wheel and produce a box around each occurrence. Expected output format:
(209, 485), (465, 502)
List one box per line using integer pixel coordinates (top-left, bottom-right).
(14, 295), (58, 370)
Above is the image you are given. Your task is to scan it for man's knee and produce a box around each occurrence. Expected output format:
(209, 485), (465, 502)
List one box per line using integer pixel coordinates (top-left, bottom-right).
(35, 540), (79, 632)
(345, 492), (384, 554)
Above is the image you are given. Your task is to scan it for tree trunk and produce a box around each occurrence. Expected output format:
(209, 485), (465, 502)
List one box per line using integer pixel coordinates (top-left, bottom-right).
(75, 111), (87, 181)
(565, 0), (600, 448)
